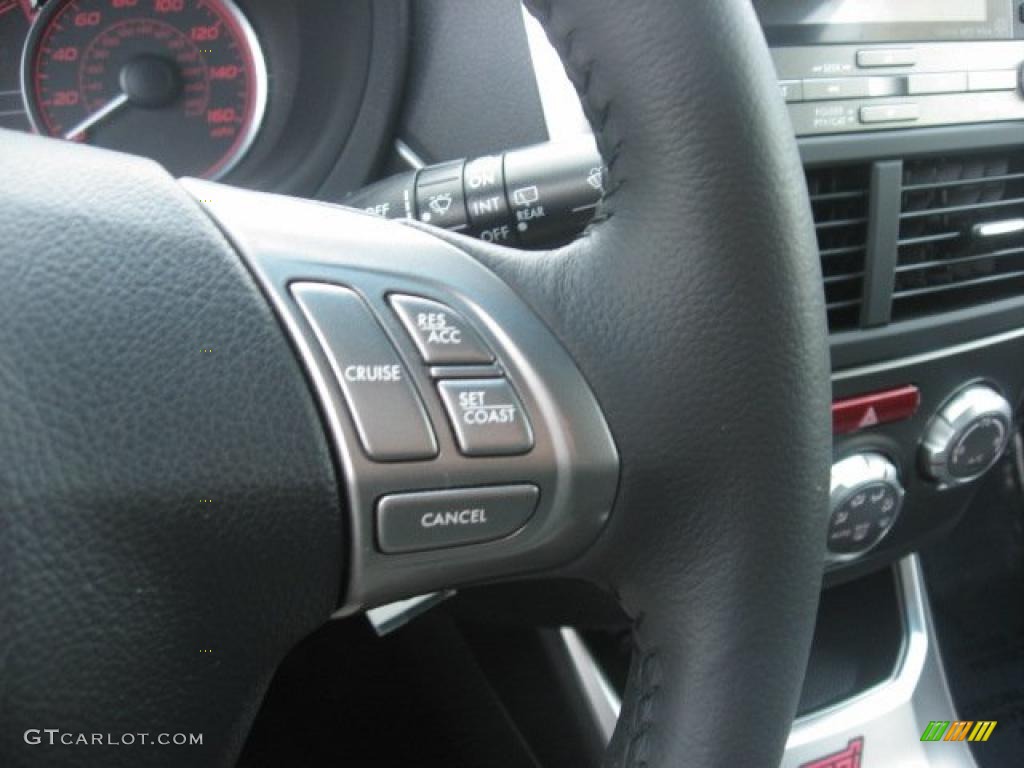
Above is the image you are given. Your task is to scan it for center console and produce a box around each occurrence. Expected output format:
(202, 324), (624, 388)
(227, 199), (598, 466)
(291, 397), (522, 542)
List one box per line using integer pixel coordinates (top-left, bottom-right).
(754, 4), (1024, 765)
(747, 0), (1024, 584)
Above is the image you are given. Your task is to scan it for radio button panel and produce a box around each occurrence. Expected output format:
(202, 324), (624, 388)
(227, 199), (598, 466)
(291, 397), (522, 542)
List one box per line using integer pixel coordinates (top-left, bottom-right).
(770, 41), (1024, 136)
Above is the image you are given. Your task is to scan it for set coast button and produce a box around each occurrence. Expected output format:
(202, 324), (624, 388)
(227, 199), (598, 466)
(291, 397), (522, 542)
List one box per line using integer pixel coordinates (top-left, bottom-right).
(438, 379), (533, 456)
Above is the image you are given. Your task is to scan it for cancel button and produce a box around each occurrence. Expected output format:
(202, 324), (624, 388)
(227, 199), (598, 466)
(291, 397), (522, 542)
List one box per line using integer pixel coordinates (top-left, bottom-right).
(376, 485), (539, 554)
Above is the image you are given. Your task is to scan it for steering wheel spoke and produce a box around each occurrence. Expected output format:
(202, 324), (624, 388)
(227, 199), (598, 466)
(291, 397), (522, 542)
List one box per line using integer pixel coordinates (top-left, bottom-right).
(188, 179), (619, 612)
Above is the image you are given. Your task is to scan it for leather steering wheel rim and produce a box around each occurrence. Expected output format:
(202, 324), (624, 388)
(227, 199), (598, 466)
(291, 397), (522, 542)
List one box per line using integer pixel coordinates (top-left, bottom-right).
(443, 2), (832, 764)
(0, 1), (830, 767)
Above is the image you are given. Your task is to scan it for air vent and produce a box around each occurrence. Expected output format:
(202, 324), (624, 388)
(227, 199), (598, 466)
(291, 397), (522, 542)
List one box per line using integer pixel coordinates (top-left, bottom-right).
(806, 164), (870, 332)
(896, 152), (1024, 322)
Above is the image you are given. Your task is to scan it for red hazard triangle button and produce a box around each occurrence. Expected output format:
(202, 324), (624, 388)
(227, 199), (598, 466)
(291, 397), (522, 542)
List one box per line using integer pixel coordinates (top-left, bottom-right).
(858, 406), (880, 428)
(832, 386), (920, 435)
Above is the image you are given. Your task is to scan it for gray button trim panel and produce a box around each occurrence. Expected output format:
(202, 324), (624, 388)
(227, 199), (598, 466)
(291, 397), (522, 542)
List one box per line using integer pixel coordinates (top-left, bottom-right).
(186, 179), (619, 613)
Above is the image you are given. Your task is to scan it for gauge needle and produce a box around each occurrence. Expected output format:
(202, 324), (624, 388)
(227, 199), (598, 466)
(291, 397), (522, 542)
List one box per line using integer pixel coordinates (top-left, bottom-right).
(63, 93), (130, 141)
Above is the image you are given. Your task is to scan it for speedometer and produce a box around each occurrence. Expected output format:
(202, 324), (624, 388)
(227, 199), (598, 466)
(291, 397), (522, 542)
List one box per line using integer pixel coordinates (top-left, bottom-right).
(21, 0), (266, 179)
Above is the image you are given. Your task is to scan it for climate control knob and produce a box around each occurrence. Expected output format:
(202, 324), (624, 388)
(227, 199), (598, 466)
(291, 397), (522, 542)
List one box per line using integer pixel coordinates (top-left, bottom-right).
(921, 385), (1012, 487)
(828, 453), (904, 561)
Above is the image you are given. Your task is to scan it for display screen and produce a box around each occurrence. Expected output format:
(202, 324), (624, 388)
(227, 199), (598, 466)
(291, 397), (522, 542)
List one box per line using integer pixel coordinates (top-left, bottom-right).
(755, 0), (1014, 45)
(764, 0), (987, 26)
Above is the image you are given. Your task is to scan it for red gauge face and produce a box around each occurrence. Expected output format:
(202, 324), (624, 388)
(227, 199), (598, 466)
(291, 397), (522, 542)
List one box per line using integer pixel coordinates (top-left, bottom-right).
(23, 0), (266, 179)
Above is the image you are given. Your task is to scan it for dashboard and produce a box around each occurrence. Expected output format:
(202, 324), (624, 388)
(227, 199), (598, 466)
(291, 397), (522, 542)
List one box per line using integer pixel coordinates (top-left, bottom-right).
(4, 0), (1024, 584)
(4, 6), (1020, 767)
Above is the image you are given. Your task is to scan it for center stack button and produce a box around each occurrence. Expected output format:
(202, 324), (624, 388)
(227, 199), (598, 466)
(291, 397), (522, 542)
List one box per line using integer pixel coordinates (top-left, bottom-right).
(438, 379), (534, 456)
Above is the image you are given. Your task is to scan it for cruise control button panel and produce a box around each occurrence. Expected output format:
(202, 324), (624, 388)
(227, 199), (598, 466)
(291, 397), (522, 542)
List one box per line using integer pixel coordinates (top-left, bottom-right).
(438, 379), (534, 456)
(390, 294), (494, 365)
(198, 183), (619, 611)
(292, 283), (438, 462)
(377, 485), (539, 553)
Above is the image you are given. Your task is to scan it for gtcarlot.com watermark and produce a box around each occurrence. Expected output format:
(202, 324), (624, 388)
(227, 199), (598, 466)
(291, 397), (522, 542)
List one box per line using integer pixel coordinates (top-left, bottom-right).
(24, 729), (202, 747)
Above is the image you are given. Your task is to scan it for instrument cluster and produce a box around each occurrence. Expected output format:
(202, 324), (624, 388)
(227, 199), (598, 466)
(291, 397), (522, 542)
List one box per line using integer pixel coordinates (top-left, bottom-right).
(0, 0), (408, 196)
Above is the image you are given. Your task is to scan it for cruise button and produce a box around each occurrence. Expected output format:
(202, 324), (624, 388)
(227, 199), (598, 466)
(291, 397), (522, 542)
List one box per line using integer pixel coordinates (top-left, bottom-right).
(438, 379), (534, 456)
(376, 485), (539, 553)
(390, 294), (494, 365)
(292, 283), (438, 462)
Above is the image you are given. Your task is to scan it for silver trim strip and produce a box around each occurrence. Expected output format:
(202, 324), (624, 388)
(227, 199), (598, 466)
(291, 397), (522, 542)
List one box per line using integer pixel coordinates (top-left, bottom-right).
(783, 556), (976, 767)
(559, 627), (619, 744)
(785, 557), (928, 750)
(362, 591), (454, 636)
(561, 556), (977, 767)
(520, 3), (591, 141)
(832, 325), (1024, 382)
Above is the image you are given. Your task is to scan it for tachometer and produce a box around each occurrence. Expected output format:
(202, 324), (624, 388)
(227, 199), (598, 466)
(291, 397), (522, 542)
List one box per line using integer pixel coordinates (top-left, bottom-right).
(21, 0), (266, 179)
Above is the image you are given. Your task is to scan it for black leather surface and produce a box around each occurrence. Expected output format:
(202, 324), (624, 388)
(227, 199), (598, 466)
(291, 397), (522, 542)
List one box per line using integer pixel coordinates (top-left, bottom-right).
(0, 131), (342, 767)
(435, 1), (833, 765)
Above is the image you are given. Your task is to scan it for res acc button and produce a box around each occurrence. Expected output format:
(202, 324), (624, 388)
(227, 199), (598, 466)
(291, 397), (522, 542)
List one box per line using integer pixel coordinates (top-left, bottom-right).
(389, 294), (494, 365)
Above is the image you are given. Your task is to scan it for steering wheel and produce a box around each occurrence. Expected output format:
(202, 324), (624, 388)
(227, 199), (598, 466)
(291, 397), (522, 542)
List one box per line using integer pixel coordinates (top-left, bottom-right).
(0, 1), (830, 766)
